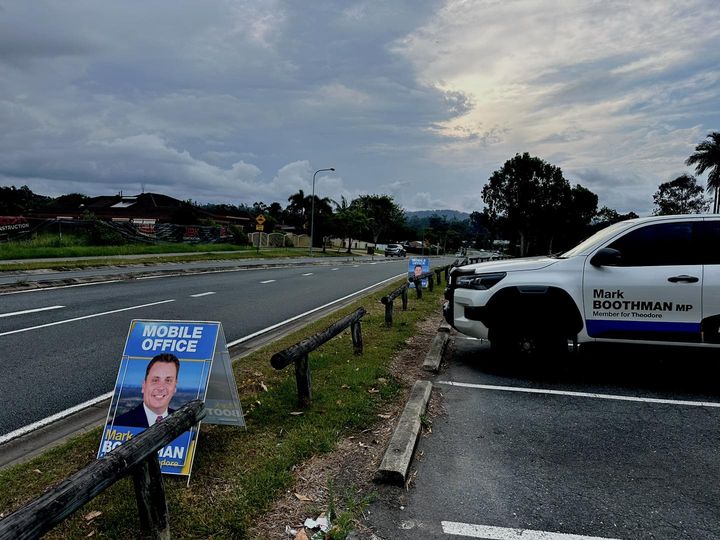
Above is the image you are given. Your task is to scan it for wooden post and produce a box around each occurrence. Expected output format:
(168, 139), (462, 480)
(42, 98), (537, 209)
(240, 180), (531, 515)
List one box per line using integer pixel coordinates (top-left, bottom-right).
(132, 455), (170, 540)
(435, 268), (442, 285)
(445, 266), (450, 282)
(351, 320), (363, 355)
(401, 286), (408, 310)
(0, 401), (205, 540)
(428, 274), (434, 292)
(384, 300), (393, 327)
(413, 278), (422, 299)
(295, 354), (312, 407)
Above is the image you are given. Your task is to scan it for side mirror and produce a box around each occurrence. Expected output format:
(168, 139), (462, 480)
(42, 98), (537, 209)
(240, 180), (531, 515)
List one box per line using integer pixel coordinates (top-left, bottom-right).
(590, 247), (622, 267)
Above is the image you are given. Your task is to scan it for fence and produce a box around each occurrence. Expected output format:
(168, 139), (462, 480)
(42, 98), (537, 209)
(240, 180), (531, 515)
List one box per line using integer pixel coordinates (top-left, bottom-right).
(271, 307), (367, 407)
(0, 400), (206, 540)
(381, 263), (455, 326)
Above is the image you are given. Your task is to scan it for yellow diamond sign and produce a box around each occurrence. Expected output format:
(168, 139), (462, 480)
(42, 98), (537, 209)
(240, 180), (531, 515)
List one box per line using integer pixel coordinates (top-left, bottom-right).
(255, 214), (266, 225)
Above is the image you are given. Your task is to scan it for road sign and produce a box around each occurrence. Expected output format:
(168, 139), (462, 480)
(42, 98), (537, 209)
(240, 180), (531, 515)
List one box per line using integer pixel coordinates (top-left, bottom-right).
(256, 224), (264, 231)
(255, 214), (266, 225)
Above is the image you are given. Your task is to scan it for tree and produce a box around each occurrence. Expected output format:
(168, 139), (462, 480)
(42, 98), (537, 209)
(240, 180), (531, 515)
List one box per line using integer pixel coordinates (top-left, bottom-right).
(286, 190), (308, 228)
(351, 195), (405, 248)
(333, 196), (369, 253)
(652, 174), (709, 215)
(562, 185), (599, 250)
(482, 153), (572, 256)
(0, 185), (51, 214)
(685, 132), (720, 213)
(286, 190), (335, 244)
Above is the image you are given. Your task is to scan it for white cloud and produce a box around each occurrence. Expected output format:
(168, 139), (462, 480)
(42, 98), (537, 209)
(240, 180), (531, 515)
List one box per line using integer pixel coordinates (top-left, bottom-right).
(0, 0), (719, 217)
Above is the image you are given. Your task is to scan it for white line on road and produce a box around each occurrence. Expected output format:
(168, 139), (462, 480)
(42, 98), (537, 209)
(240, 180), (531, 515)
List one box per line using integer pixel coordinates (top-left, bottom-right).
(190, 292), (216, 297)
(0, 305), (65, 318)
(331, 268), (339, 271)
(0, 299), (175, 337)
(436, 381), (720, 408)
(2, 273), (406, 442)
(0, 392), (114, 445)
(228, 273), (406, 347)
(302, 272), (314, 276)
(441, 521), (622, 540)
(260, 279), (276, 284)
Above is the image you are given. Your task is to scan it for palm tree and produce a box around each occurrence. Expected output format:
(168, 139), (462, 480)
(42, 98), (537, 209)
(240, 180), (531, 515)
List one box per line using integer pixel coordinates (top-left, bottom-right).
(686, 132), (720, 213)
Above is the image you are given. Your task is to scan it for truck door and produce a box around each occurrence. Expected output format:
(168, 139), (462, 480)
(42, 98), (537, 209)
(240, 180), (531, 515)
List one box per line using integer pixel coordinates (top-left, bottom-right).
(698, 219), (720, 343)
(582, 221), (702, 343)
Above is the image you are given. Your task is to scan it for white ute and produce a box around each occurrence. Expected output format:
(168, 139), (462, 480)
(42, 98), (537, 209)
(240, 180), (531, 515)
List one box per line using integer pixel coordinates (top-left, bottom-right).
(443, 214), (720, 355)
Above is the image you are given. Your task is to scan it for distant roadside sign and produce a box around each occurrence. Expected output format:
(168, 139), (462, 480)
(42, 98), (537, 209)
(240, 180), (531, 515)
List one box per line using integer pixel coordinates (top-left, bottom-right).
(256, 224), (264, 231)
(255, 214), (266, 225)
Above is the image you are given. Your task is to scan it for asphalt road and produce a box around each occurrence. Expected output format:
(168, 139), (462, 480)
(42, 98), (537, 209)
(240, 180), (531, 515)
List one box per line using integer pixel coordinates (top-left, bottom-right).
(368, 338), (720, 540)
(0, 256), (451, 439)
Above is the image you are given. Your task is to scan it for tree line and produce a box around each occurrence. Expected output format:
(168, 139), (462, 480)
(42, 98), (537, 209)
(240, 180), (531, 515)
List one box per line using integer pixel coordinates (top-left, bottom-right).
(1, 131), (718, 255)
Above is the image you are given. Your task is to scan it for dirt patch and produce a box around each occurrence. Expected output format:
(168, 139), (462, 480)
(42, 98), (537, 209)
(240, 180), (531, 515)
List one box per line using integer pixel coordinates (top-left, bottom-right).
(247, 314), (447, 540)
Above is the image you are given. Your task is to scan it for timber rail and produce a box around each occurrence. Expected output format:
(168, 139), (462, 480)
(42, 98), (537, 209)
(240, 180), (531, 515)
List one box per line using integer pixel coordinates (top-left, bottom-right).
(271, 307), (367, 407)
(0, 400), (206, 540)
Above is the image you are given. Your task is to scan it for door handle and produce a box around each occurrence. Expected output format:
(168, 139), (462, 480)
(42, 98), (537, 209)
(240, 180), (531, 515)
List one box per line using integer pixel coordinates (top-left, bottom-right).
(668, 275), (699, 283)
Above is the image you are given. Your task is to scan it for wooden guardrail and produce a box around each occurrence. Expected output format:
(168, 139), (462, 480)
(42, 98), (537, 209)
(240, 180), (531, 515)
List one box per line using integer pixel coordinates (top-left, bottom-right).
(271, 307), (367, 407)
(380, 263), (455, 326)
(0, 400), (206, 540)
(380, 283), (409, 326)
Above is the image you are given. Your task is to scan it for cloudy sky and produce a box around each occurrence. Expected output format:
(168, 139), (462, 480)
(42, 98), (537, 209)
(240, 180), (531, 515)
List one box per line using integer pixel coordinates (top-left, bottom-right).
(1, 0), (718, 215)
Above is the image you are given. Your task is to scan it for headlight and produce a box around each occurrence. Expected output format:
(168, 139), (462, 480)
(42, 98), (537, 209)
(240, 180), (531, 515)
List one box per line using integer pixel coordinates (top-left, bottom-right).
(455, 272), (506, 290)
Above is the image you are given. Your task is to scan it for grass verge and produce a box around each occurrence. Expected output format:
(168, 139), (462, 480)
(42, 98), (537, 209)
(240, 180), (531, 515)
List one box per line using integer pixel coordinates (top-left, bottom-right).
(0, 248), (359, 273)
(0, 281), (443, 539)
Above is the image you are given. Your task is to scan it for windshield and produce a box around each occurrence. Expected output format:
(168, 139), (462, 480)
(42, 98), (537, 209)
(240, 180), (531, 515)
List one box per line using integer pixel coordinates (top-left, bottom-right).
(560, 221), (630, 258)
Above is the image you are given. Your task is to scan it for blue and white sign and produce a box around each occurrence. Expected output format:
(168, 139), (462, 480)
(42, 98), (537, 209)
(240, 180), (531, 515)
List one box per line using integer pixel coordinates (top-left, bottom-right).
(408, 257), (430, 288)
(98, 320), (220, 476)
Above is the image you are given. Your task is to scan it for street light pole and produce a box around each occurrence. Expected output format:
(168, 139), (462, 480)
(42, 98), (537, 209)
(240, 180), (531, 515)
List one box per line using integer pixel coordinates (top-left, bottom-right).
(309, 167), (335, 256)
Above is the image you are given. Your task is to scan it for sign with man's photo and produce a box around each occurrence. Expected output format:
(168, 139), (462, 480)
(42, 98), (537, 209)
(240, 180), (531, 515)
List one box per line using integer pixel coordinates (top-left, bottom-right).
(408, 257), (430, 288)
(97, 319), (243, 476)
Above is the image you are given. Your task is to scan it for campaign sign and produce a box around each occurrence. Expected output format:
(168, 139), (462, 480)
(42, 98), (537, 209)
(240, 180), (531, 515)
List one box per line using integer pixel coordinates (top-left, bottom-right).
(98, 320), (219, 476)
(408, 257), (430, 288)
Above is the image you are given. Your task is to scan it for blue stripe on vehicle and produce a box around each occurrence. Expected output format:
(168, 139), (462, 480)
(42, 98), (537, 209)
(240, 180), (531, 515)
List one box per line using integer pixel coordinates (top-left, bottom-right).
(586, 319), (701, 337)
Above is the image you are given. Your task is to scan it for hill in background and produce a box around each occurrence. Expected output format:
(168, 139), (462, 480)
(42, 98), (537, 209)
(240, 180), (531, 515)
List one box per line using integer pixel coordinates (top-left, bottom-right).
(405, 209), (471, 221)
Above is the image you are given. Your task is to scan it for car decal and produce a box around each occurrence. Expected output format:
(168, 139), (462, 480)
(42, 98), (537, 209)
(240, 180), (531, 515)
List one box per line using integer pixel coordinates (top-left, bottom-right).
(586, 319), (701, 336)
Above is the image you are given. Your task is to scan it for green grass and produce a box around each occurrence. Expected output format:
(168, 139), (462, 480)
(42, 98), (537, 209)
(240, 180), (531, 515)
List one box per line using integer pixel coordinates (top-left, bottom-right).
(0, 240), (358, 272)
(1, 233), (253, 259)
(0, 281), (444, 539)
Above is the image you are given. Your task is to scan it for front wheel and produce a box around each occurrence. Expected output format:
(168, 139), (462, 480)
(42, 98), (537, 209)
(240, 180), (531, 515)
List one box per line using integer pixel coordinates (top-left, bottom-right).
(490, 328), (568, 358)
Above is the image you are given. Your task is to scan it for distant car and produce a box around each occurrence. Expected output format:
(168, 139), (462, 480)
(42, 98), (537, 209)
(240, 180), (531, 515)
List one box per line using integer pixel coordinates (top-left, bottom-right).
(385, 244), (406, 257)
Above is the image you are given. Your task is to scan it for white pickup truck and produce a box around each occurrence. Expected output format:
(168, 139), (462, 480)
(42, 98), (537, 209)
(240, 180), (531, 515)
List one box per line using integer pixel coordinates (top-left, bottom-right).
(443, 214), (720, 355)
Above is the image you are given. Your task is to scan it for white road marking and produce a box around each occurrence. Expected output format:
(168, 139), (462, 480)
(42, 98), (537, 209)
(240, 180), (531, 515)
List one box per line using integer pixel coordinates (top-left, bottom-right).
(331, 268), (339, 271)
(0, 280), (123, 296)
(352, 264), (359, 267)
(437, 381), (720, 408)
(4, 272), (407, 442)
(441, 521), (622, 540)
(190, 291), (216, 297)
(0, 299), (175, 337)
(0, 305), (65, 318)
(302, 272), (314, 276)
(260, 279), (276, 284)
(228, 273), (405, 346)
(0, 392), (114, 445)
